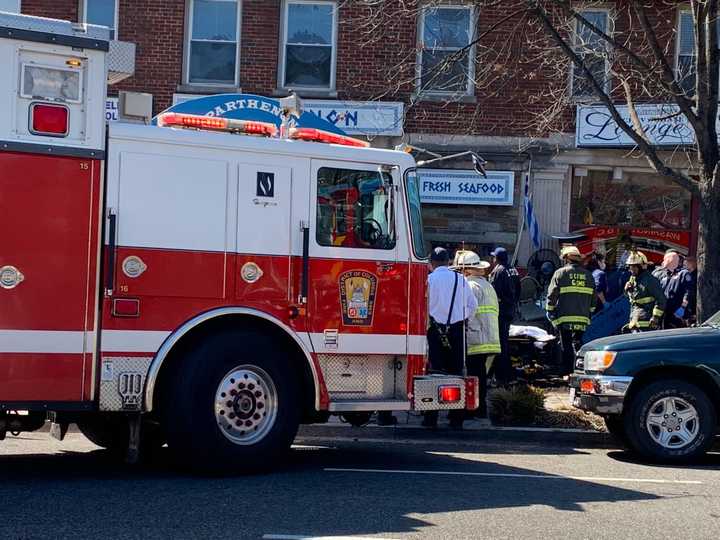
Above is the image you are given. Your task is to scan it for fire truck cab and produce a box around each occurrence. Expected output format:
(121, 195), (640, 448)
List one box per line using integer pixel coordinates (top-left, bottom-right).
(0, 12), (478, 471)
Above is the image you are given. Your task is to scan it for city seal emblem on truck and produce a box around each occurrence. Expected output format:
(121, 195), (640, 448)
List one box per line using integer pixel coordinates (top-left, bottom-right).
(121, 256), (147, 278)
(0, 265), (24, 289)
(339, 270), (378, 326)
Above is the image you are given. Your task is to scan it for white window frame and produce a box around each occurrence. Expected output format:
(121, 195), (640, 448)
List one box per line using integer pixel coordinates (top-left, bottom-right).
(278, 0), (338, 91)
(416, 4), (476, 97)
(570, 8), (612, 100)
(183, 0), (242, 88)
(80, 0), (119, 39)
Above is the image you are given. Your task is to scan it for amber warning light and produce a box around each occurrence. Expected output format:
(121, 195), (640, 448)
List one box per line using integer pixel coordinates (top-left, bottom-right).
(157, 112), (278, 137)
(30, 103), (69, 137)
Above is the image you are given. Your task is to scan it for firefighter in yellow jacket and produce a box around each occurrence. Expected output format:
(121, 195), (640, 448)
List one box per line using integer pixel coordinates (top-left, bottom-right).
(546, 246), (596, 375)
(624, 251), (666, 331)
(452, 250), (500, 418)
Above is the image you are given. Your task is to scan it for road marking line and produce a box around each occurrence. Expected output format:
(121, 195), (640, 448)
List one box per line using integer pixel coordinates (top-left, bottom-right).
(263, 536), (400, 540)
(324, 467), (703, 485)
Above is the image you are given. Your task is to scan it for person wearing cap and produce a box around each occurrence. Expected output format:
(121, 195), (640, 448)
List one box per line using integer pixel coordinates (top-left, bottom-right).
(624, 250), (666, 332)
(546, 246), (596, 376)
(425, 247), (478, 429)
(453, 250), (499, 418)
(489, 246), (521, 384)
(652, 250), (693, 329)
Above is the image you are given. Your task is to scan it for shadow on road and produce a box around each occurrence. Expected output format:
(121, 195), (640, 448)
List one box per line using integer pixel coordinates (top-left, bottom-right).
(0, 439), (670, 539)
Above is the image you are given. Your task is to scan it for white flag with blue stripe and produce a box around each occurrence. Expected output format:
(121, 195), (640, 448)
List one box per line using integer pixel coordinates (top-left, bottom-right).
(524, 173), (541, 249)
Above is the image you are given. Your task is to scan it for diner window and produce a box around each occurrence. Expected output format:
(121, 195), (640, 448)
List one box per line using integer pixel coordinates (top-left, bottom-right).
(186, 0), (240, 86)
(570, 169), (692, 230)
(675, 10), (720, 96)
(571, 9), (610, 99)
(418, 5), (474, 95)
(316, 167), (396, 250)
(0, 0), (21, 13)
(81, 0), (118, 39)
(280, 1), (337, 90)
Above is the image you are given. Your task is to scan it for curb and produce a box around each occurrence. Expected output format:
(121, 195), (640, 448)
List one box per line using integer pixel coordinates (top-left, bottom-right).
(297, 423), (617, 448)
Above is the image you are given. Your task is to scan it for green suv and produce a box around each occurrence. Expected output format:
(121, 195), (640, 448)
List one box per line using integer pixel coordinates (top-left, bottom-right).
(570, 311), (720, 463)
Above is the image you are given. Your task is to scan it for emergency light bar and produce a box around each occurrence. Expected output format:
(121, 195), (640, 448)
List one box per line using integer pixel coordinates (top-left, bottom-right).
(157, 112), (278, 137)
(289, 127), (370, 148)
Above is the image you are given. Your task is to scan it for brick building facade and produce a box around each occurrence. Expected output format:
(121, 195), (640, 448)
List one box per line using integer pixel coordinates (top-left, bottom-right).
(10, 0), (699, 269)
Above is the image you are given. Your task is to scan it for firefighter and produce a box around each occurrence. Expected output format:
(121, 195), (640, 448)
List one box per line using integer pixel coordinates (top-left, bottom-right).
(546, 246), (596, 376)
(625, 251), (666, 332)
(652, 250), (692, 329)
(453, 250), (500, 419)
(424, 247), (477, 429)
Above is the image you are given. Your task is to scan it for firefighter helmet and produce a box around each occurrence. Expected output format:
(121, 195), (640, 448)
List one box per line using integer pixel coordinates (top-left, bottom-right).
(452, 250), (491, 269)
(626, 251), (647, 266)
(560, 245), (582, 261)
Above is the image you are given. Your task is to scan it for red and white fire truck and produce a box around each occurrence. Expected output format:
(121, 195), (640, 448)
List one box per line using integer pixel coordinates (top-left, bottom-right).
(0, 12), (478, 471)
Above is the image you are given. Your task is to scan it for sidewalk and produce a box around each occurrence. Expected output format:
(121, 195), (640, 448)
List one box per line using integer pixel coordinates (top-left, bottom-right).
(297, 385), (615, 448)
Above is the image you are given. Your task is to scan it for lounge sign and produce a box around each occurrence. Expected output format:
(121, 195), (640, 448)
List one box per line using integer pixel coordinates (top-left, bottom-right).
(576, 104), (698, 147)
(418, 168), (514, 206)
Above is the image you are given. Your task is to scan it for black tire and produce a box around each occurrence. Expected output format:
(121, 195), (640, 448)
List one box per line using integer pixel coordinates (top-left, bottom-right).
(603, 414), (630, 448)
(77, 415), (165, 456)
(161, 328), (301, 473)
(624, 379), (717, 464)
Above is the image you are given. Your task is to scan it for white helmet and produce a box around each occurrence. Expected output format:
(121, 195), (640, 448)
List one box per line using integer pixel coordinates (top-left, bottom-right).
(626, 251), (648, 266)
(560, 245), (582, 261)
(452, 250), (491, 269)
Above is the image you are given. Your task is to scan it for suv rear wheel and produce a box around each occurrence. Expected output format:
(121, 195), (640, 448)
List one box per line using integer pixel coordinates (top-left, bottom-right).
(624, 379), (716, 463)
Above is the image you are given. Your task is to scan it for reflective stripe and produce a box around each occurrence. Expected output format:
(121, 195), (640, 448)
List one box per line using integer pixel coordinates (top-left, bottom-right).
(652, 307), (664, 317)
(546, 305), (556, 311)
(634, 296), (655, 304)
(633, 320), (651, 328)
(468, 343), (501, 354)
(559, 286), (594, 295)
(476, 305), (498, 315)
(551, 315), (591, 327)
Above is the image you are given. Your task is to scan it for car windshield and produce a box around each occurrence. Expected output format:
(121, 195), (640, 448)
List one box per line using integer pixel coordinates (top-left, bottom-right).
(703, 310), (720, 327)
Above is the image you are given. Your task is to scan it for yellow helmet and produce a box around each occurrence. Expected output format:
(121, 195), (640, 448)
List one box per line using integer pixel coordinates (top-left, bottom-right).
(626, 250), (647, 266)
(560, 245), (582, 261)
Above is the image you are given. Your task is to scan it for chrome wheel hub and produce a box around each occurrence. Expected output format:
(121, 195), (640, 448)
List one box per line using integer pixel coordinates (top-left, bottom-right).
(214, 365), (278, 445)
(645, 396), (699, 450)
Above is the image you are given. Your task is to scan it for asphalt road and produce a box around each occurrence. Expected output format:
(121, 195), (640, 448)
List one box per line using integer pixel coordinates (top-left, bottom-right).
(1, 429), (719, 540)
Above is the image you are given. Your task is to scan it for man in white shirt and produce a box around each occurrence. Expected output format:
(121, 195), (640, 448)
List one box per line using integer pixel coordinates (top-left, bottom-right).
(423, 247), (478, 429)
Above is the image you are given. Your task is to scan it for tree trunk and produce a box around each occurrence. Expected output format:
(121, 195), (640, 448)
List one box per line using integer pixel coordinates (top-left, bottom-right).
(696, 175), (720, 321)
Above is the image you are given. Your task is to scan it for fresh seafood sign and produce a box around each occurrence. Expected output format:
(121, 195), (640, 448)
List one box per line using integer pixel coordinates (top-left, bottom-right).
(339, 270), (378, 326)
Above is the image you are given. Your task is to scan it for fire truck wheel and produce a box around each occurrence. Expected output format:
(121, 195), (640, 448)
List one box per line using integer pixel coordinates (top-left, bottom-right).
(77, 415), (165, 456)
(162, 329), (301, 473)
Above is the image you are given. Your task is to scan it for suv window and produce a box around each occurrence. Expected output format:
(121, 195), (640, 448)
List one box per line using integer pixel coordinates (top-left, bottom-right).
(316, 167), (395, 250)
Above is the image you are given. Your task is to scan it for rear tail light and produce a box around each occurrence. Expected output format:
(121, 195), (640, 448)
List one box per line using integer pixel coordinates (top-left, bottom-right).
(464, 376), (479, 410)
(30, 103), (69, 137)
(438, 385), (462, 403)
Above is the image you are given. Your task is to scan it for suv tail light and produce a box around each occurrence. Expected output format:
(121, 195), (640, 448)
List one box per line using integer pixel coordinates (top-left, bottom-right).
(30, 103), (69, 137)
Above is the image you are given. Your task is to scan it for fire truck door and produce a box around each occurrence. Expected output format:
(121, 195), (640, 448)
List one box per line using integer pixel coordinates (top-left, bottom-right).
(307, 160), (409, 356)
(0, 153), (101, 402)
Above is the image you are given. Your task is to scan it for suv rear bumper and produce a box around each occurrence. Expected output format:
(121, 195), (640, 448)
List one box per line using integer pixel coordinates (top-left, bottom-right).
(569, 374), (633, 415)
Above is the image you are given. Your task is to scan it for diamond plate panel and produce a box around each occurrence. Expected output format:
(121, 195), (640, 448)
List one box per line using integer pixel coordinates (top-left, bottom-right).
(0, 12), (110, 42)
(107, 40), (136, 85)
(99, 356), (152, 411)
(413, 375), (466, 410)
(319, 354), (400, 400)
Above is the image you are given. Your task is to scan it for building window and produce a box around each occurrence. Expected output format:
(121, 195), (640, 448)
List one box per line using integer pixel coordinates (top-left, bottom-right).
(418, 5), (474, 95)
(186, 0), (240, 86)
(571, 9), (610, 99)
(280, 1), (337, 90)
(675, 10), (720, 96)
(316, 167), (395, 250)
(0, 0), (21, 14)
(81, 0), (118, 39)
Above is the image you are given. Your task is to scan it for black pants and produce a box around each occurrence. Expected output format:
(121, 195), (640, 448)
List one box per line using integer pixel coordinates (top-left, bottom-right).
(467, 353), (489, 418)
(559, 328), (583, 375)
(425, 321), (465, 425)
(493, 316), (513, 384)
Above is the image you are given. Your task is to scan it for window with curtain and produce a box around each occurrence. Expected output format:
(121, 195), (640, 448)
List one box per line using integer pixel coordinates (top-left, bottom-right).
(282, 1), (336, 89)
(419, 5), (474, 94)
(571, 10), (610, 99)
(187, 0), (239, 85)
(83, 0), (117, 39)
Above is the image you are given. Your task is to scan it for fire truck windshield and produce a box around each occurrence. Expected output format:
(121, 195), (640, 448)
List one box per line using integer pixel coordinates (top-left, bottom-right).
(404, 169), (428, 259)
